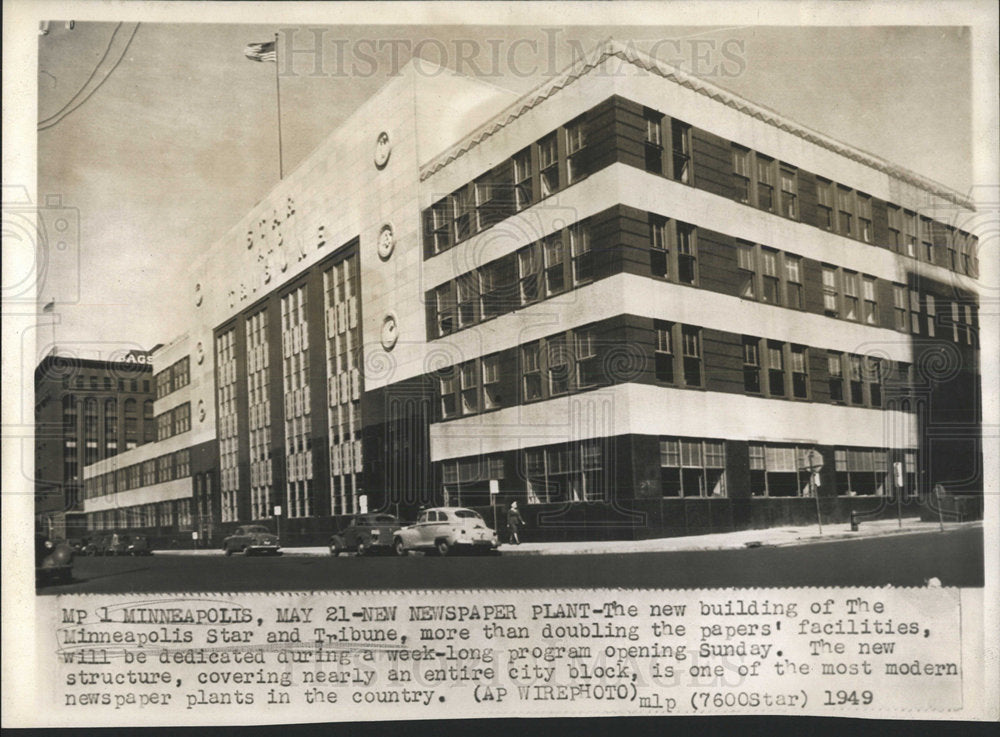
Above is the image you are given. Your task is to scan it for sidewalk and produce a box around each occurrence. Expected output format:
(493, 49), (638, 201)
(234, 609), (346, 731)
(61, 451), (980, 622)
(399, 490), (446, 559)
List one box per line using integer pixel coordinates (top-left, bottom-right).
(162, 518), (979, 557)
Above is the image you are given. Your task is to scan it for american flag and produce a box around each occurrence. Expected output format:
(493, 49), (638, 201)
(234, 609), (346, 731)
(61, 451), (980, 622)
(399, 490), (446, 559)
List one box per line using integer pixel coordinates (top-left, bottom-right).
(244, 41), (276, 63)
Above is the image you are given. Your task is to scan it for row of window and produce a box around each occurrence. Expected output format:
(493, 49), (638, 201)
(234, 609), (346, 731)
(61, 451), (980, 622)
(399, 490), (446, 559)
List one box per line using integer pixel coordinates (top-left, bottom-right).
(435, 320), (912, 423)
(83, 448), (191, 500)
(86, 498), (193, 532)
(426, 115), (592, 255)
(155, 356), (191, 399)
(729, 143), (977, 276)
(60, 375), (149, 393)
(435, 439), (916, 503)
(155, 402), (191, 441)
(422, 96), (978, 278)
(428, 209), (979, 344)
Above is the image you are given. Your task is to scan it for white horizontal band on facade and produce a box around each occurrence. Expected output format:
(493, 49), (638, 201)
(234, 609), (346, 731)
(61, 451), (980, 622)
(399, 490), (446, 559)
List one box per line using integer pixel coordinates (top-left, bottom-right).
(429, 382), (917, 463)
(427, 272), (916, 367)
(83, 477), (192, 514)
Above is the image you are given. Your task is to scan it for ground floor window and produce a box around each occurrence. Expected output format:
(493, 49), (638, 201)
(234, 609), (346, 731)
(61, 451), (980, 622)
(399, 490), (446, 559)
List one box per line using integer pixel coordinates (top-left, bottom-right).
(834, 447), (890, 495)
(660, 437), (726, 497)
(749, 444), (818, 497)
(524, 440), (606, 502)
(441, 454), (504, 507)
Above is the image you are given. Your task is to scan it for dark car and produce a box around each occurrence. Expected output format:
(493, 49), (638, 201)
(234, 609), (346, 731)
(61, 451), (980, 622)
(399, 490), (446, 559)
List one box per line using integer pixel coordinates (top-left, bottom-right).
(36, 534), (73, 585)
(81, 535), (105, 556)
(126, 534), (152, 556)
(104, 532), (130, 556)
(329, 513), (402, 556)
(222, 525), (281, 556)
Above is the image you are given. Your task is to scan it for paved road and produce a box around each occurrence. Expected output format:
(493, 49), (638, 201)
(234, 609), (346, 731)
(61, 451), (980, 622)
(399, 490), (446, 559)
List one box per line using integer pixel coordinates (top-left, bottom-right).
(38, 526), (982, 595)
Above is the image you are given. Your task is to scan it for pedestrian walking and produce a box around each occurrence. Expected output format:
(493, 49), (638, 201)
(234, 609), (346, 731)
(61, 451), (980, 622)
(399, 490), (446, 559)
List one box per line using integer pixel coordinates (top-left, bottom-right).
(507, 501), (525, 545)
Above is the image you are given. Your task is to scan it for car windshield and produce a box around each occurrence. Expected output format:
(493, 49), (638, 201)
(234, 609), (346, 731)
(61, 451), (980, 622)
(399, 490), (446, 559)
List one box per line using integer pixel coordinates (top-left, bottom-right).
(246, 526), (270, 534)
(454, 510), (481, 519)
(374, 515), (396, 523)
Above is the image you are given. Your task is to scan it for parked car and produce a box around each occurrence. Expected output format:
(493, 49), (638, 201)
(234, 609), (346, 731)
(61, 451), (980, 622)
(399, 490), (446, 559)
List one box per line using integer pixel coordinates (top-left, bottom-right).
(330, 513), (403, 556)
(65, 538), (85, 555)
(81, 535), (106, 556)
(36, 534), (73, 585)
(222, 525), (281, 556)
(393, 507), (498, 556)
(126, 534), (152, 556)
(104, 532), (130, 556)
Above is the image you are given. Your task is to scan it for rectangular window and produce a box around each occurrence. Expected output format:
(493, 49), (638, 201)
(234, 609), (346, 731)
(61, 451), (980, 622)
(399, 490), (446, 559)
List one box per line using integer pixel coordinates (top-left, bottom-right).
(565, 117), (587, 184)
(849, 355), (864, 405)
(743, 337), (761, 393)
(676, 222), (696, 285)
(760, 248), (781, 305)
(671, 120), (691, 183)
(522, 343), (542, 401)
(547, 335), (570, 396)
(737, 241), (756, 299)
(857, 194), (873, 242)
(842, 271), (859, 321)
(570, 222), (593, 285)
(439, 368), (458, 419)
(513, 148), (533, 211)
(903, 210), (918, 257)
(767, 341), (785, 396)
(460, 362), (478, 415)
(542, 234), (565, 296)
(480, 259), (514, 320)
(817, 179), (835, 230)
(822, 266), (839, 317)
(473, 175), (494, 232)
(538, 133), (559, 197)
(837, 186), (854, 236)
(173, 402), (191, 435)
(655, 321), (674, 384)
(644, 109), (663, 174)
(947, 229), (958, 271)
(732, 147), (751, 204)
(456, 274), (479, 328)
(785, 254), (803, 309)
(950, 299), (959, 343)
(862, 276), (878, 325)
(482, 354), (502, 410)
(435, 283), (455, 336)
(517, 243), (540, 305)
(887, 206), (902, 251)
(791, 345), (808, 399)
(660, 437), (727, 497)
(867, 358), (883, 407)
(921, 218), (934, 261)
(780, 167), (797, 219)
(649, 215), (668, 279)
(828, 352), (844, 402)
(681, 326), (702, 387)
(575, 329), (598, 388)
(926, 294), (936, 338)
(893, 285), (907, 331)
(452, 187), (472, 243)
(909, 290), (921, 334)
(756, 155), (775, 212)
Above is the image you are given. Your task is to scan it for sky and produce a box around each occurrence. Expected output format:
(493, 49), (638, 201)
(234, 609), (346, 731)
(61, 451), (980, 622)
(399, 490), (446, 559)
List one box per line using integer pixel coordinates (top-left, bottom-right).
(34, 22), (975, 362)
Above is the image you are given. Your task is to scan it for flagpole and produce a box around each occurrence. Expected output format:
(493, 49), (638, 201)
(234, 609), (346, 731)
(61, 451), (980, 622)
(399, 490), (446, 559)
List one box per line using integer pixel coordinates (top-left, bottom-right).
(274, 32), (284, 180)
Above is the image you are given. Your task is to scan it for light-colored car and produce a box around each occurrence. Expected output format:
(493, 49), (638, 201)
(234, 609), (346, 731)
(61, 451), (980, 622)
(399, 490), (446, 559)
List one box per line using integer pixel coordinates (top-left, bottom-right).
(222, 525), (281, 556)
(393, 507), (498, 556)
(330, 513), (402, 556)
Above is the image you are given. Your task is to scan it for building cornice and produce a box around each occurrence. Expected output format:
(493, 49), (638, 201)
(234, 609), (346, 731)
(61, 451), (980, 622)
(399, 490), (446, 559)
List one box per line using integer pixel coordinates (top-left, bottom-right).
(420, 39), (974, 211)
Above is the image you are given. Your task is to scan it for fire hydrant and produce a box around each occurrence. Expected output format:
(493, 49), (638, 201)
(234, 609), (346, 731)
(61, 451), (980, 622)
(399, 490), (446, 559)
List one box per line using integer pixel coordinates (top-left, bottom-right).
(850, 511), (859, 532)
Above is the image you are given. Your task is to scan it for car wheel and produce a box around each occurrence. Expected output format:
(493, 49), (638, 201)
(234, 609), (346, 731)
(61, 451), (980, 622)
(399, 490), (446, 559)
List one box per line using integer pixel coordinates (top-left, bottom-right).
(393, 538), (407, 557)
(357, 541), (369, 557)
(435, 539), (451, 557)
(243, 546), (252, 556)
(224, 546), (233, 557)
(329, 537), (344, 556)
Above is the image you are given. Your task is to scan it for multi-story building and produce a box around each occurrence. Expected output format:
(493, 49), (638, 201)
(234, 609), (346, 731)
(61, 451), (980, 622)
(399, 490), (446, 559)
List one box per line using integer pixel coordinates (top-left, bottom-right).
(82, 41), (982, 545)
(34, 350), (155, 538)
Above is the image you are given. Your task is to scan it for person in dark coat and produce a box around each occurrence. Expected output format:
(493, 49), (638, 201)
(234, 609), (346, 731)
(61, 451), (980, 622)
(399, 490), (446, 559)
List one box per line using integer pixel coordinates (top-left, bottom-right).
(507, 501), (525, 545)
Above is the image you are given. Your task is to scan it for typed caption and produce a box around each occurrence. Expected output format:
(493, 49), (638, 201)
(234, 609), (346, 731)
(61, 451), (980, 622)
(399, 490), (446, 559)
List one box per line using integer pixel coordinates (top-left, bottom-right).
(36, 587), (978, 724)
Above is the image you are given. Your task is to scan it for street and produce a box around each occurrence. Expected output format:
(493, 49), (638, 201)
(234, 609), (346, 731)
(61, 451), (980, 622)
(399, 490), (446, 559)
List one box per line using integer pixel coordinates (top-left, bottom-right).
(37, 526), (982, 595)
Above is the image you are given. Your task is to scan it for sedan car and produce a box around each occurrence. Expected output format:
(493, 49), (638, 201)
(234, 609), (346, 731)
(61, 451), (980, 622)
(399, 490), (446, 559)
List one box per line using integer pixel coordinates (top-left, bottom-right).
(393, 507), (498, 556)
(126, 534), (152, 556)
(222, 525), (281, 556)
(36, 534), (73, 585)
(330, 513), (402, 556)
